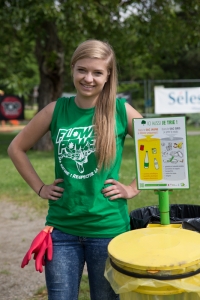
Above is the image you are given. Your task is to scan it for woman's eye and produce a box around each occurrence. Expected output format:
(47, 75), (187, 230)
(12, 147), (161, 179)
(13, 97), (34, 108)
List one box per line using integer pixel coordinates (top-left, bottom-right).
(78, 68), (85, 73)
(95, 72), (102, 76)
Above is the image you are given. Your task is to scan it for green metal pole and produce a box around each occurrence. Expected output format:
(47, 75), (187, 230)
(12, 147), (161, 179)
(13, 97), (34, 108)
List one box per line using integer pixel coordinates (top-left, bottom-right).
(157, 190), (170, 225)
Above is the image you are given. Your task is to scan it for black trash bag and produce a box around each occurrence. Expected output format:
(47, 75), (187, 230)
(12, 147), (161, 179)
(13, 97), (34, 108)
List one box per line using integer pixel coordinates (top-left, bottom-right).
(182, 218), (200, 232)
(130, 204), (200, 232)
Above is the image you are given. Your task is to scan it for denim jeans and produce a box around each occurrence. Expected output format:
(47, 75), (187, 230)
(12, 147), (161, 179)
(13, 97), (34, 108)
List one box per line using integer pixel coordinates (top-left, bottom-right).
(45, 228), (119, 300)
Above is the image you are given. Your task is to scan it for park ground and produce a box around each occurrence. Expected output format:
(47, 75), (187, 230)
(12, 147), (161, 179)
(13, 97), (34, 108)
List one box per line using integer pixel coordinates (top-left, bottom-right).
(0, 200), (46, 300)
(0, 124), (200, 299)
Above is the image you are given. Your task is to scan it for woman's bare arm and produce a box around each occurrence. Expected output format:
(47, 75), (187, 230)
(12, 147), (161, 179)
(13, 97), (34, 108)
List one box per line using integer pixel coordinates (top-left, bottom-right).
(125, 102), (143, 137)
(102, 103), (143, 200)
(7, 102), (64, 199)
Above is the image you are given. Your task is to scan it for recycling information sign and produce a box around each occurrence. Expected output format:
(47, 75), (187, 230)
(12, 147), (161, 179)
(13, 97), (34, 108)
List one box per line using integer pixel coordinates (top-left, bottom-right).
(133, 117), (189, 190)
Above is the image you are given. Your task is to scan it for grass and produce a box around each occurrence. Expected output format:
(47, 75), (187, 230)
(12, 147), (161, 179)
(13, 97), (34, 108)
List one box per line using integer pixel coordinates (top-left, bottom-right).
(24, 107), (38, 120)
(0, 132), (55, 212)
(186, 125), (200, 131)
(1, 127), (200, 300)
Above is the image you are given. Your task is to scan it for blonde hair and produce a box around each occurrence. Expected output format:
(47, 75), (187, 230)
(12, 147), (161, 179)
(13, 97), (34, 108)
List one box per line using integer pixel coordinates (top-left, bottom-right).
(71, 40), (118, 170)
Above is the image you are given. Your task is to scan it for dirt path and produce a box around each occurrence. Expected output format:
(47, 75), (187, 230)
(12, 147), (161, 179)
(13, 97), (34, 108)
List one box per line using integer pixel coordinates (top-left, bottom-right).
(0, 201), (46, 300)
(0, 200), (88, 300)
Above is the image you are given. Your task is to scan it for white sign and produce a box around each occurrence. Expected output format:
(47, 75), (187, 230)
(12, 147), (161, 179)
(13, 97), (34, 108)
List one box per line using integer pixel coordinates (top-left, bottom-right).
(133, 117), (189, 190)
(154, 87), (200, 114)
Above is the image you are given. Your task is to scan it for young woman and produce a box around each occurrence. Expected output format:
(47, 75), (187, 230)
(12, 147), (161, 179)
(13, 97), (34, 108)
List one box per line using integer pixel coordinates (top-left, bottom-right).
(8, 39), (142, 300)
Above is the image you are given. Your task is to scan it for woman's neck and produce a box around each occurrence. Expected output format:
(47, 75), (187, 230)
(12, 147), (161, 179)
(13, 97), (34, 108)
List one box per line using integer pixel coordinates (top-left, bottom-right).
(74, 95), (98, 109)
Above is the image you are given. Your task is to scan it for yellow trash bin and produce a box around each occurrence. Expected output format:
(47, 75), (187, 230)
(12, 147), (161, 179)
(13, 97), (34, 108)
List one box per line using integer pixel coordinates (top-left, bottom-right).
(105, 227), (200, 300)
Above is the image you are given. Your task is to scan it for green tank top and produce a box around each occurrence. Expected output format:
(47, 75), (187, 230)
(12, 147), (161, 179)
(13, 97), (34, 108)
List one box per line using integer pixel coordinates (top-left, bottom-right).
(46, 96), (130, 237)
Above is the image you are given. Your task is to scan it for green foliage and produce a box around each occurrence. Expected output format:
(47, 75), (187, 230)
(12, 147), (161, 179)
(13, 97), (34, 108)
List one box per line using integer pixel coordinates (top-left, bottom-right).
(0, 0), (200, 105)
(113, 0), (200, 81)
(118, 82), (140, 94)
(186, 114), (200, 127)
(117, 82), (144, 111)
(0, 0), (124, 100)
(0, 2), (40, 99)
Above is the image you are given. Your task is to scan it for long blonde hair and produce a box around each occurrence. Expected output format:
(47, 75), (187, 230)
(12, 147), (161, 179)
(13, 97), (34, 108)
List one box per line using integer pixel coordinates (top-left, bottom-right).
(71, 40), (118, 170)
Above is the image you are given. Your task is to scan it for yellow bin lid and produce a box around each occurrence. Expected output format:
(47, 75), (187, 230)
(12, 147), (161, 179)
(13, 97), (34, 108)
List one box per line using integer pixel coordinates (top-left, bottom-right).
(108, 227), (200, 272)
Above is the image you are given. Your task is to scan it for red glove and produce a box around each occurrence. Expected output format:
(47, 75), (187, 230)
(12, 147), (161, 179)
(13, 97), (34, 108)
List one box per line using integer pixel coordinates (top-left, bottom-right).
(34, 231), (53, 272)
(21, 226), (53, 273)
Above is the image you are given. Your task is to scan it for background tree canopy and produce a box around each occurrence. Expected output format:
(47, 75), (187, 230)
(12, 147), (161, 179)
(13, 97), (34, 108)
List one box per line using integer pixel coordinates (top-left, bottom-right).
(1, 0), (200, 99)
(0, 0), (200, 148)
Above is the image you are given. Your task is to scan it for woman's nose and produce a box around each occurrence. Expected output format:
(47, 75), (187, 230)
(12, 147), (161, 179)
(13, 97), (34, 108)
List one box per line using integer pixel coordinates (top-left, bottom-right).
(84, 72), (93, 82)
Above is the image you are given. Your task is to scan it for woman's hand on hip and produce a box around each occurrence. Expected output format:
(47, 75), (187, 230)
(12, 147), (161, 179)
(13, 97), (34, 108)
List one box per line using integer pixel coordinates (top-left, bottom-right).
(39, 179), (64, 200)
(102, 178), (140, 200)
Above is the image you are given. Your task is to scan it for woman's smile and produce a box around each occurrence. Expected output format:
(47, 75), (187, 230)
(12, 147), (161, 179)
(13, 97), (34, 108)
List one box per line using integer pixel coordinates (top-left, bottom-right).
(80, 83), (95, 89)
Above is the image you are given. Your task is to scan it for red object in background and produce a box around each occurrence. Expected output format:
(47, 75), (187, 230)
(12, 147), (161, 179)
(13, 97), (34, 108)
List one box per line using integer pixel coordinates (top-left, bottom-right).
(0, 95), (24, 120)
(140, 145), (144, 151)
(9, 119), (20, 125)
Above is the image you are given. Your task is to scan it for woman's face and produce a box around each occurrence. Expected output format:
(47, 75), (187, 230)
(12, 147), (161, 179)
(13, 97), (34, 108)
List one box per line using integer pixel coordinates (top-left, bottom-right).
(72, 58), (109, 101)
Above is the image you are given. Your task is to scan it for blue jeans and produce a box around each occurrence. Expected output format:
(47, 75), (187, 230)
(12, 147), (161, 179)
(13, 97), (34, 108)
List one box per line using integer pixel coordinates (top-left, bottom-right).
(45, 228), (119, 300)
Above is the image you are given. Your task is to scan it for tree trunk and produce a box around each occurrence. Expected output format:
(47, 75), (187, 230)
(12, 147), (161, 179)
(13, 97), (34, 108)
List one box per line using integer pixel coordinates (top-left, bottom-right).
(33, 21), (65, 151)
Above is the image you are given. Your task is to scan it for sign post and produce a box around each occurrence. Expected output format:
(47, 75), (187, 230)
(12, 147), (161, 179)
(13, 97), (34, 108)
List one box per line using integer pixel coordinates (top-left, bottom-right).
(154, 190), (170, 225)
(133, 116), (189, 225)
